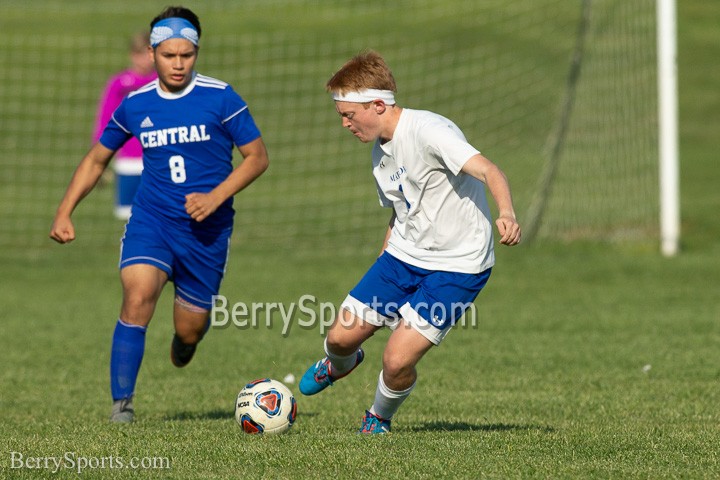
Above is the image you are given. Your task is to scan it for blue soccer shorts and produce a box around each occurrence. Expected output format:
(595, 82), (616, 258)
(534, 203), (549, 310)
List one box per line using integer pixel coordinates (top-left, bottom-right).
(119, 206), (231, 311)
(341, 252), (492, 345)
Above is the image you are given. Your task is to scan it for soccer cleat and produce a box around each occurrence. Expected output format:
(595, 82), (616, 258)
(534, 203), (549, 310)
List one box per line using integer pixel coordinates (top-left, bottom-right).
(170, 334), (197, 368)
(359, 410), (391, 434)
(298, 349), (364, 396)
(110, 397), (134, 423)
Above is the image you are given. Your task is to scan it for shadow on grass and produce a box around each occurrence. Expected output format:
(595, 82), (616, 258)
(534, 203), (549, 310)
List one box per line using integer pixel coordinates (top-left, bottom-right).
(165, 410), (320, 421)
(165, 409), (234, 421)
(409, 422), (555, 433)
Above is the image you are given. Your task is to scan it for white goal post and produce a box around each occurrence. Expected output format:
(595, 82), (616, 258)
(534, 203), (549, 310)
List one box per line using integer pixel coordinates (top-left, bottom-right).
(657, 0), (680, 257)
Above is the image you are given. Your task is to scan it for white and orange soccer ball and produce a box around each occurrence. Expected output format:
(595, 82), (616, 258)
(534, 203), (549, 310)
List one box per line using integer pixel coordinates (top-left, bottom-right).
(235, 378), (297, 435)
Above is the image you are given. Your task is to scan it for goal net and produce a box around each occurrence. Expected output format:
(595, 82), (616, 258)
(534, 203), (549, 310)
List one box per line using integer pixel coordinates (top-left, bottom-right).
(0, 0), (659, 256)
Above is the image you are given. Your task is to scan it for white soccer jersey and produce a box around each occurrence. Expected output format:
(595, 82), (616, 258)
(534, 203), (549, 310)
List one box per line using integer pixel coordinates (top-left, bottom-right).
(372, 108), (495, 274)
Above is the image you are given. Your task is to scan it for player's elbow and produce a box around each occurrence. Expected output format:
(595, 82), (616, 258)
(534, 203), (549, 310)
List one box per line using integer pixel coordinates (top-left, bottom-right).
(256, 154), (269, 174)
(247, 155), (269, 181)
(248, 143), (270, 175)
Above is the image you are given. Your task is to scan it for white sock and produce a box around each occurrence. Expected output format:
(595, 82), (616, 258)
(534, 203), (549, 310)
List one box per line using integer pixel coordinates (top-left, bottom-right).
(324, 337), (360, 377)
(369, 370), (415, 420)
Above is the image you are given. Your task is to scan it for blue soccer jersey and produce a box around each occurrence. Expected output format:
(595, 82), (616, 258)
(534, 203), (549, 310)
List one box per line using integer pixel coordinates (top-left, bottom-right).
(100, 73), (261, 233)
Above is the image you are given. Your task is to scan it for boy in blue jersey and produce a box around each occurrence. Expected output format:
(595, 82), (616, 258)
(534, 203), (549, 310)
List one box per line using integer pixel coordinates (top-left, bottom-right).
(50, 6), (269, 423)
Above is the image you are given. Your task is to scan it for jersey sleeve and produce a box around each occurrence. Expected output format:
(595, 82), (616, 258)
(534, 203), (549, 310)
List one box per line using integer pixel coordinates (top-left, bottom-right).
(421, 120), (480, 176)
(221, 86), (262, 147)
(98, 99), (132, 152)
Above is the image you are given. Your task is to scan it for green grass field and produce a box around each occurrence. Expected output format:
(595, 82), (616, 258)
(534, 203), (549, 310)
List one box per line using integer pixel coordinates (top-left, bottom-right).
(2, 1), (719, 479)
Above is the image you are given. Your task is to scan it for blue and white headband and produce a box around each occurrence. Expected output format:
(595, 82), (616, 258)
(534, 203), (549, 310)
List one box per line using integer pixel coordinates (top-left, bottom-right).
(150, 17), (199, 48)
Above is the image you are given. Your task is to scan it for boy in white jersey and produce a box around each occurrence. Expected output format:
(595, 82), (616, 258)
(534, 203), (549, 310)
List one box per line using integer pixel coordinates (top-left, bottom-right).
(298, 50), (521, 433)
(50, 6), (269, 423)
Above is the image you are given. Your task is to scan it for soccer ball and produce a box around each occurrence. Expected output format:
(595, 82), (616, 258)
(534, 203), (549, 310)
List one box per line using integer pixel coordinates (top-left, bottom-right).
(235, 378), (297, 435)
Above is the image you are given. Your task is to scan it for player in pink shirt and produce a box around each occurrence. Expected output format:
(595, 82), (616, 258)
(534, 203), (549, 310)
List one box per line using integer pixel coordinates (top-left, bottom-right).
(93, 32), (156, 220)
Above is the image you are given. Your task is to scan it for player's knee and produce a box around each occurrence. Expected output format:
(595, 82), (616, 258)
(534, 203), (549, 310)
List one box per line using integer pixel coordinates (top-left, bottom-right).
(325, 330), (360, 356)
(174, 296), (209, 344)
(381, 350), (415, 384)
(325, 332), (348, 354)
(174, 318), (207, 345)
(120, 292), (157, 324)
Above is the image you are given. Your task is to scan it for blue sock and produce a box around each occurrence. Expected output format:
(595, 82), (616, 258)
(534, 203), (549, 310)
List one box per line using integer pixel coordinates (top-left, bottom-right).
(110, 319), (147, 401)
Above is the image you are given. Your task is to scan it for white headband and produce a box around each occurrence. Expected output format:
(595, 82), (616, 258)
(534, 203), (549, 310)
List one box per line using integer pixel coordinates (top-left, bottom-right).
(332, 89), (396, 105)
